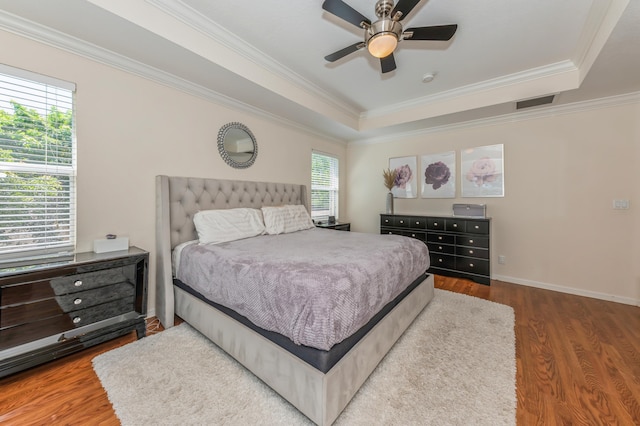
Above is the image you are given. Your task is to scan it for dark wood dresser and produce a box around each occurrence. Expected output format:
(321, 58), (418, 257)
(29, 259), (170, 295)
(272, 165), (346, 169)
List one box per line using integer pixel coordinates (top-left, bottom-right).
(380, 214), (491, 285)
(0, 247), (148, 378)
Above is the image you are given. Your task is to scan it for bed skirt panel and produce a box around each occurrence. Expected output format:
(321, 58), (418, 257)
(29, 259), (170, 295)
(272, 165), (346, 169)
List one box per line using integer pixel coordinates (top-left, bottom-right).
(174, 274), (434, 425)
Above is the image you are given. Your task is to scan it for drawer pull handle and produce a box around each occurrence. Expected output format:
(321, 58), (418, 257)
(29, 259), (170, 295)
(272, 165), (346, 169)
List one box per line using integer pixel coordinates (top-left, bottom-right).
(475, 225), (479, 229)
(438, 259), (443, 263)
(74, 280), (83, 287)
(469, 250), (474, 254)
(411, 234), (416, 237)
(72, 316), (81, 324)
(453, 224), (457, 227)
(74, 298), (82, 305)
(438, 236), (443, 240)
(469, 239), (474, 244)
(399, 220), (404, 224)
(415, 221), (420, 225)
(438, 246), (443, 250)
(469, 263), (474, 268)
(434, 222), (438, 226)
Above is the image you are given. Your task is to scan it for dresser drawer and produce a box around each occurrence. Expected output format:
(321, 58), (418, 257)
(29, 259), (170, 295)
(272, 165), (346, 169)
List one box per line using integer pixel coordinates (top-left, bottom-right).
(456, 235), (489, 249)
(430, 253), (455, 270)
(465, 221), (489, 235)
(409, 217), (427, 229)
(393, 216), (411, 228)
(426, 218), (445, 230)
(55, 282), (135, 313)
(380, 228), (402, 236)
(69, 297), (134, 327)
(1, 298), (62, 328)
(403, 230), (426, 241)
(427, 233), (455, 245)
(456, 246), (489, 259)
(1, 279), (57, 306)
(0, 314), (75, 350)
(445, 219), (466, 233)
(427, 242), (455, 254)
(0, 297), (133, 350)
(50, 267), (129, 295)
(456, 258), (489, 276)
(380, 215), (393, 227)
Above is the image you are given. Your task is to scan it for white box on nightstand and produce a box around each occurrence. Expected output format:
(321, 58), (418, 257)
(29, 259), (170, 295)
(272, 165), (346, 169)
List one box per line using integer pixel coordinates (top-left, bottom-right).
(93, 237), (129, 253)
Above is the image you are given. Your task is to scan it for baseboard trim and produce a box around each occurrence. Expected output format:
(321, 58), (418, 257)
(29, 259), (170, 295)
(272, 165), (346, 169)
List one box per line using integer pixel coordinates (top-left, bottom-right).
(492, 274), (640, 307)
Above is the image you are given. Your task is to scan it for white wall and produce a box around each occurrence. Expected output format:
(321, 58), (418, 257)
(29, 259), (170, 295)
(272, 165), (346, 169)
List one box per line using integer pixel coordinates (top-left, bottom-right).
(347, 101), (640, 305)
(1, 30), (346, 315)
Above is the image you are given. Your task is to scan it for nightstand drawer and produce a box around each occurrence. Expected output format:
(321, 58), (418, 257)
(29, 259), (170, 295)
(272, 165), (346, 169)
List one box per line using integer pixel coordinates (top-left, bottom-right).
(456, 246), (489, 259)
(456, 258), (489, 275)
(456, 235), (489, 249)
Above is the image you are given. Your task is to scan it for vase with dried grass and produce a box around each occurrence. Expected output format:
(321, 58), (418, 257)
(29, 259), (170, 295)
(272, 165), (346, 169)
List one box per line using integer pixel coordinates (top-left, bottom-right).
(383, 168), (397, 215)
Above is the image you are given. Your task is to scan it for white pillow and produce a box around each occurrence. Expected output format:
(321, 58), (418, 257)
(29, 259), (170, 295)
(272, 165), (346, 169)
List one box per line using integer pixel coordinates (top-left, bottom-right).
(261, 204), (315, 235)
(193, 208), (265, 244)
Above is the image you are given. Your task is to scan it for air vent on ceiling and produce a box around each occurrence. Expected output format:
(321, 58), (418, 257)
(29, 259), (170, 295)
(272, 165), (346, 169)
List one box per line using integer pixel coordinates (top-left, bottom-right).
(516, 95), (556, 110)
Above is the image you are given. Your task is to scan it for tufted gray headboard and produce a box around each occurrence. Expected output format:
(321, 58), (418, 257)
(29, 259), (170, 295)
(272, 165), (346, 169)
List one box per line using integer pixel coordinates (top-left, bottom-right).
(155, 175), (308, 327)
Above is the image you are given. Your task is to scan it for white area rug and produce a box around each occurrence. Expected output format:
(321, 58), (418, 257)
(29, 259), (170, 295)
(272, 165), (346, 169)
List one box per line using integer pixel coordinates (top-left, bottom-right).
(93, 289), (515, 425)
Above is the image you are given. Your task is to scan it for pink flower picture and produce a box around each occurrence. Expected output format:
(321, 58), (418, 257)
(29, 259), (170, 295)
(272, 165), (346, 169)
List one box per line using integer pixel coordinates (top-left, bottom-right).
(461, 144), (504, 197)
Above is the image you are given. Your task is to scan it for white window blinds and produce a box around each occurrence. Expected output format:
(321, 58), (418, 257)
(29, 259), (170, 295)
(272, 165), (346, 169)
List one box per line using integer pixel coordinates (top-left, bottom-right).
(311, 152), (339, 219)
(0, 65), (76, 263)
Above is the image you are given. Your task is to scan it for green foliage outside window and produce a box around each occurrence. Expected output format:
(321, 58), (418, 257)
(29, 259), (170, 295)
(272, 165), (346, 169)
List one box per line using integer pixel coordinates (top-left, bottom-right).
(0, 100), (73, 250)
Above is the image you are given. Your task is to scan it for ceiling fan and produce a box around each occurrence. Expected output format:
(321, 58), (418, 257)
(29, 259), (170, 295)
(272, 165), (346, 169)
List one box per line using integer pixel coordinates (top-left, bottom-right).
(322, 0), (458, 73)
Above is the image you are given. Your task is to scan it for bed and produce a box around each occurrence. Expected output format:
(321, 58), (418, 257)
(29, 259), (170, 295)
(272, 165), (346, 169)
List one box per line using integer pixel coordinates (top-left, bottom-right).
(155, 175), (434, 425)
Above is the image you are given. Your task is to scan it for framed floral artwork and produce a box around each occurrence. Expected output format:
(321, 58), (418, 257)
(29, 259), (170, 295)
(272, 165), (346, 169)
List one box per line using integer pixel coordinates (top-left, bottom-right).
(421, 151), (456, 198)
(461, 144), (504, 197)
(389, 156), (418, 198)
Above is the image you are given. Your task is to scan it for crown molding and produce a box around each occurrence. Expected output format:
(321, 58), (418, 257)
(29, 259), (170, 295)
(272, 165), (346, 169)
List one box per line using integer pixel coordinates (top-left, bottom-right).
(350, 91), (640, 145)
(361, 61), (577, 121)
(0, 9), (346, 145)
(146, 0), (359, 120)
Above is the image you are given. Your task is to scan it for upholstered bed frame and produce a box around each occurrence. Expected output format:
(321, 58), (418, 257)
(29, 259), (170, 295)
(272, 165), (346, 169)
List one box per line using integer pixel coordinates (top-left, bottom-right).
(155, 175), (434, 425)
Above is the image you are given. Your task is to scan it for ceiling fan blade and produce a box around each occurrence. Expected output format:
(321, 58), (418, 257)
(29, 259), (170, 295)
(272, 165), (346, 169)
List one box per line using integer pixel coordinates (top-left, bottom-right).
(391, 0), (421, 21)
(380, 54), (397, 74)
(322, 0), (371, 28)
(325, 42), (365, 62)
(404, 24), (458, 41)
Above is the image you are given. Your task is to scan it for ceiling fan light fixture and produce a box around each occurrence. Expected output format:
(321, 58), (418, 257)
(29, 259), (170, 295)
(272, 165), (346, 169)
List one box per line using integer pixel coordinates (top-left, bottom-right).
(366, 18), (403, 58)
(368, 32), (398, 58)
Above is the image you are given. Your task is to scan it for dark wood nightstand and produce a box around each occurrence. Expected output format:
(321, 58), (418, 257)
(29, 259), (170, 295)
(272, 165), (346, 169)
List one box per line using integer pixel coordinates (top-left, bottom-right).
(315, 221), (351, 231)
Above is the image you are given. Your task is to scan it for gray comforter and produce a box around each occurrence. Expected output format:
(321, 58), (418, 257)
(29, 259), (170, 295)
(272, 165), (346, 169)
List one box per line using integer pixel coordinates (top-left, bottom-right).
(176, 228), (429, 350)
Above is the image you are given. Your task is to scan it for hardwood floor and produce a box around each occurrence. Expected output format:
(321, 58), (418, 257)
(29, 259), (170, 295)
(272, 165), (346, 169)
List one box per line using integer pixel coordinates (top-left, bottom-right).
(1, 277), (639, 425)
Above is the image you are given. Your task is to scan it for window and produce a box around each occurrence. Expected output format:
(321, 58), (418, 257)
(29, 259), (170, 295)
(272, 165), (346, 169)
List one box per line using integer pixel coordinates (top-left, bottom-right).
(0, 65), (76, 265)
(311, 151), (339, 220)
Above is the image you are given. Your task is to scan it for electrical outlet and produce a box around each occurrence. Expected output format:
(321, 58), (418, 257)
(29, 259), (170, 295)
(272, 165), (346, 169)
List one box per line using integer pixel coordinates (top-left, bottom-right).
(498, 255), (506, 264)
